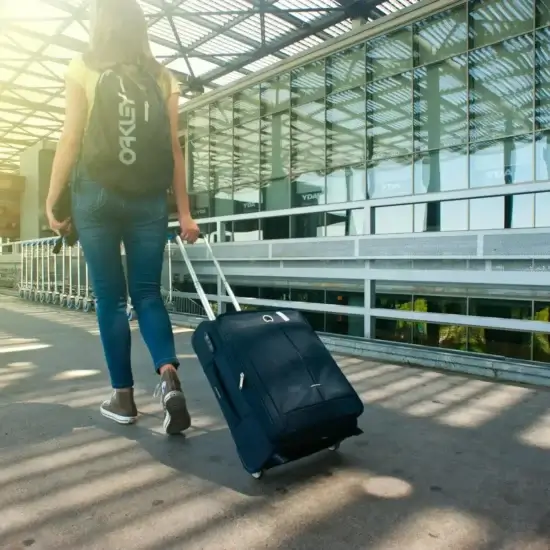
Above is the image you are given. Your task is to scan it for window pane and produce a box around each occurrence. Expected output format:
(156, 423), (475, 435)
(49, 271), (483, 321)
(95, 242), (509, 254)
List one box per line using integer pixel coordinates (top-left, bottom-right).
(367, 72), (413, 159)
(327, 87), (365, 170)
(326, 209), (366, 236)
(537, 0), (550, 26)
(210, 130), (233, 216)
(326, 165), (366, 203)
(260, 74), (290, 116)
(234, 119), (259, 211)
(414, 6), (468, 66)
(291, 60), (325, 105)
(468, 326), (532, 360)
(533, 301), (550, 362)
(260, 114), (290, 183)
(469, 135), (534, 188)
(536, 29), (550, 129)
(189, 191), (210, 219)
(261, 177), (291, 211)
(210, 98), (233, 131)
(262, 215), (290, 240)
(414, 199), (469, 232)
(469, 35), (534, 142)
(470, 196), (504, 230)
(188, 135), (209, 193)
(368, 156), (413, 199)
(414, 146), (468, 193)
(374, 204), (414, 234)
(211, 187), (233, 217)
(188, 105), (209, 138)
(414, 55), (468, 150)
(471, 297), (533, 319)
(234, 183), (260, 214)
(535, 191), (550, 225)
(325, 314), (364, 337)
(469, 0), (534, 50)
(327, 45), (366, 93)
(367, 27), (413, 81)
(232, 219), (261, 241)
(413, 323), (468, 349)
(234, 85), (260, 123)
(508, 193), (535, 228)
(291, 212), (325, 238)
(291, 172), (326, 207)
(291, 100), (326, 174)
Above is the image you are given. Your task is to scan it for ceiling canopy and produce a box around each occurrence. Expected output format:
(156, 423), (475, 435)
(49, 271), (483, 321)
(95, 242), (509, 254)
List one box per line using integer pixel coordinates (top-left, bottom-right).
(0, 0), (419, 174)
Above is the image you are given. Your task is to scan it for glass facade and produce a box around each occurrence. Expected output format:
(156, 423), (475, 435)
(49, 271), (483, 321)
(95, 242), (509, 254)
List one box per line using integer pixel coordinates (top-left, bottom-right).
(186, 0), (550, 238)
(180, 1), (550, 365)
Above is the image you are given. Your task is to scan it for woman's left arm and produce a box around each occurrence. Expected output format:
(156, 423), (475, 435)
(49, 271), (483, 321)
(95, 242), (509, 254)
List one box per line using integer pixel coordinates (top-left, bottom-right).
(45, 77), (87, 218)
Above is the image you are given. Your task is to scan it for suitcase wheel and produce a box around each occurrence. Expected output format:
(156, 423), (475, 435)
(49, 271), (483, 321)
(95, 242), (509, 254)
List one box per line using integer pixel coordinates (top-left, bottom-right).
(251, 471), (264, 480)
(329, 443), (341, 451)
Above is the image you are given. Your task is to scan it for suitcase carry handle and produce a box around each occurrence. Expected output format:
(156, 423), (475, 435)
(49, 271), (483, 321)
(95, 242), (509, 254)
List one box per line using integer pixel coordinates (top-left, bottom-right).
(174, 234), (241, 320)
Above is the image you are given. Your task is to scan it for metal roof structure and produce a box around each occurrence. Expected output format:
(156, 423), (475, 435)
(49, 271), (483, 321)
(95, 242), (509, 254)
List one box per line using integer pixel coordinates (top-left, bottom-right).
(0, 0), (419, 174)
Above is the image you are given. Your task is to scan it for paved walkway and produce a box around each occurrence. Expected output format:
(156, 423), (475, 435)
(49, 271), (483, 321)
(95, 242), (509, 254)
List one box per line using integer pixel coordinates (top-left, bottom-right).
(0, 296), (549, 550)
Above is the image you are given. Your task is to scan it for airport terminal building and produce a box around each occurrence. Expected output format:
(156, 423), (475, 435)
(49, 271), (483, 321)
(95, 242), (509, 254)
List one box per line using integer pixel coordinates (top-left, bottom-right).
(175, 0), (550, 364)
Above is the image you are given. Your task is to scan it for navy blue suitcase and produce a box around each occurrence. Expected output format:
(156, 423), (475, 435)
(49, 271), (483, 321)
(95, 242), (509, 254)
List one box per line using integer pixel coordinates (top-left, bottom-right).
(176, 236), (364, 479)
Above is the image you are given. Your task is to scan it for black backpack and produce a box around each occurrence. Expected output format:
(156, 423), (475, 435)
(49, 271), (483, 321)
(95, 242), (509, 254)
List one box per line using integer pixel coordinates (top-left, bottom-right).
(81, 65), (174, 197)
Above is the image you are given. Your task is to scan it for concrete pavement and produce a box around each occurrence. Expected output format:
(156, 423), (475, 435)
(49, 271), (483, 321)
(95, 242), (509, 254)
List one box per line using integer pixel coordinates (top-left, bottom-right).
(0, 295), (549, 550)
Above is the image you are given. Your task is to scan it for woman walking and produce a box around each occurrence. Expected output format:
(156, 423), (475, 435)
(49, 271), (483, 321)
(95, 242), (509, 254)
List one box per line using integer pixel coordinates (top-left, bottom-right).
(45, 0), (199, 434)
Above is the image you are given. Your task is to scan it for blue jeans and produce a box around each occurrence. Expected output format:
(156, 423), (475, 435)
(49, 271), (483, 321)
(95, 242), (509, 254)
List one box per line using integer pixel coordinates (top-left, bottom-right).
(72, 179), (178, 389)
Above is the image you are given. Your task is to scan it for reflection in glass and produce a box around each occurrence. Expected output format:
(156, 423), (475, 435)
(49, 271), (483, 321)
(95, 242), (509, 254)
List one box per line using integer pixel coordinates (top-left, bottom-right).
(261, 178), (291, 211)
(189, 192), (210, 219)
(537, 0), (550, 27)
(536, 29), (550, 130)
(533, 300), (550, 362)
(232, 219), (262, 241)
(535, 131), (550, 180)
(470, 196), (505, 230)
(535, 191), (550, 226)
(210, 130), (232, 189)
(234, 85), (260, 122)
(326, 166), (366, 203)
(367, 72), (413, 159)
(414, 6), (468, 66)
(470, 297), (532, 320)
(260, 74), (290, 116)
(210, 97), (233, 131)
(507, 193), (535, 228)
(260, 114), (290, 183)
(292, 171), (325, 207)
(211, 187), (233, 217)
(469, 0), (533, 49)
(291, 60), (326, 105)
(413, 323), (468, 350)
(469, 135), (534, 188)
(326, 209), (366, 236)
(467, 327), (532, 360)
(262, 215), (290, 240)
(291, 100), (326, 174)
(414, 199), (468, 232)
(234, 119), (260, 211)
(291, 212), (325, 238)
(187, 105), (209, 138)
(469, 35), (534, 142)
(187, 136), (209, 193)
(327, 45), (365, 92)
(326, 314), (364, 337)
(327, 87), (365, 169)
(367, 27), (412, 81)
(413, 55), (468, 150)
(414, 147), (468, 194)
(374, 204), (413, 234)
(368, 156), (413, 199)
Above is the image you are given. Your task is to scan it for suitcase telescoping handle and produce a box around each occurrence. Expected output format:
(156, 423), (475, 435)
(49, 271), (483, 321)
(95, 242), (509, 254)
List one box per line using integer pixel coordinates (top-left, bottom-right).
(174, 234), (241, 321)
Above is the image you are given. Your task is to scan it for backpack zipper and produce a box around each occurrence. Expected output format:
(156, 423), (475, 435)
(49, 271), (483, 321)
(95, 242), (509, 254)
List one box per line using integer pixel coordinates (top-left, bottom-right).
(144, 101), (150, 122)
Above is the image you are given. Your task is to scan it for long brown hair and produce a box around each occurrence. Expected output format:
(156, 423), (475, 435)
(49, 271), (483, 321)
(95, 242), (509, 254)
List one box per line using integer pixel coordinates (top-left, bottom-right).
(84, 0), (166, 80)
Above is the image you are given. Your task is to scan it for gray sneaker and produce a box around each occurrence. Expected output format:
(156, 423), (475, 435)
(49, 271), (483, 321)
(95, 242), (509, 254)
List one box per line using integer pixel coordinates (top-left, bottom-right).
(155, 369), (191, 435)
(100, 389), (138, 424)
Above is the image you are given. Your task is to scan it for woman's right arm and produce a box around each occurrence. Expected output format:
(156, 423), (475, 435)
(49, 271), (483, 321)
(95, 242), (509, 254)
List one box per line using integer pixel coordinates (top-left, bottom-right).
(167, 93), (200, 243)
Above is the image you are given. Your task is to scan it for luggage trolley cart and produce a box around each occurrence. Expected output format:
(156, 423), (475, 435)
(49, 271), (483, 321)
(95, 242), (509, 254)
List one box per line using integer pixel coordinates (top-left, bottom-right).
(23, 241), (32, 300)
(66, 244), (77, 309)
(51, 238), (61, 305)
(60, 241), (69, 308)
(30, 241), (39, 302)
(45, 238), (56, 304)
(38, 239), (47, 303)
(18, 241), (25, 298)
(74, 242), (84, 310)
(82, 258), (94, 313)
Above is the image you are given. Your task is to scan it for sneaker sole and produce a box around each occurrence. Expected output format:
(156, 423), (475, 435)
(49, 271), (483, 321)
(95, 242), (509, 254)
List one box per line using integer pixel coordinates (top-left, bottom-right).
(163, 391), (191, 435)
(100, 406), (138, 425)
